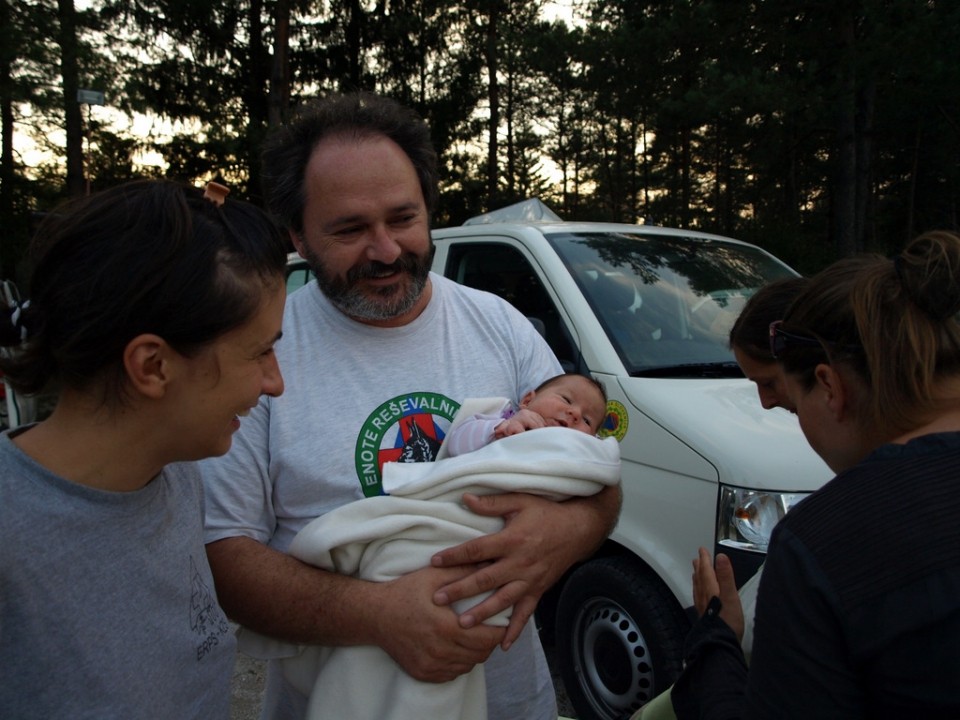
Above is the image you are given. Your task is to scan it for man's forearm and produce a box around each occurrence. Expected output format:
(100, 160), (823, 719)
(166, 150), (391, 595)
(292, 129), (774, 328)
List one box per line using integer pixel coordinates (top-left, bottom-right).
(205, 535), (379, 647)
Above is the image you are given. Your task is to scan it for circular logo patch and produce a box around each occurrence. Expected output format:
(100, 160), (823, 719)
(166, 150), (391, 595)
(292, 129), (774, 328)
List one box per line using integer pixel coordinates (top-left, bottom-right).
(354, 392), (459, 497)
(599, 399), (629, 442)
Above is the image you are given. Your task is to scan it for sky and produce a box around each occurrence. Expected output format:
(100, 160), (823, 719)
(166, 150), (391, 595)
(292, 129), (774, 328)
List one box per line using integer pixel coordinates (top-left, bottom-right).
(543, 1), (578, 24)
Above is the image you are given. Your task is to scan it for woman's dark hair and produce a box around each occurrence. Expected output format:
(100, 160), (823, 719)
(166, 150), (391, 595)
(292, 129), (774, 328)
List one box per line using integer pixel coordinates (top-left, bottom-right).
(729, 277), (809, 362)
(0, 180), (288, 404)
(780, 231), (960, 436)
(262, 91), (439, 235)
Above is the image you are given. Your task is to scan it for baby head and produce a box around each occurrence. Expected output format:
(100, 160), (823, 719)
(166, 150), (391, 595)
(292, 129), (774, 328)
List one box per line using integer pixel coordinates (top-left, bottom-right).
(520, 373), (608, 435)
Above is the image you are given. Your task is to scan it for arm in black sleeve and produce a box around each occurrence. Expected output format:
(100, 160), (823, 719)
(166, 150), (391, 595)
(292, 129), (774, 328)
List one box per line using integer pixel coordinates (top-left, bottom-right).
(671, 596), (748, 720)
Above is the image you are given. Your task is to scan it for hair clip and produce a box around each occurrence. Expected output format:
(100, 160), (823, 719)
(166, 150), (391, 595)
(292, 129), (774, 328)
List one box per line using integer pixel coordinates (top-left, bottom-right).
(203, 181), (230, 207)
(10, 299), (31, 342)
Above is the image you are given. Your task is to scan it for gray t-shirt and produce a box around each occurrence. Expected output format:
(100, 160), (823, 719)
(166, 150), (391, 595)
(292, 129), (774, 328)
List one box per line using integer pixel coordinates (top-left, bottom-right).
(201, 273), (563, 720)
(0, 431), (235, 720)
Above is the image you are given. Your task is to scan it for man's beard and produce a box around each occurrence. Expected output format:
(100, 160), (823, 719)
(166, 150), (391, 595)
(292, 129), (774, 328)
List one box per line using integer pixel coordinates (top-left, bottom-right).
(303, 242), (434, 322)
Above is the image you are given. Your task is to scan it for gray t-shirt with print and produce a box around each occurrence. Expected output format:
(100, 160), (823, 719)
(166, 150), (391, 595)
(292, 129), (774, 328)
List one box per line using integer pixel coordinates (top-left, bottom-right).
(202, 272), (563, 720)
(0, 432), (235, 720)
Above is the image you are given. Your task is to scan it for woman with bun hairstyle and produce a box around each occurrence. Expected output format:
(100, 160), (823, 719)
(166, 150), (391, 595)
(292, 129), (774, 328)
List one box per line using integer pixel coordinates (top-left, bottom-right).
(0, 180), (287, 719)
(672, 231), (960, 719)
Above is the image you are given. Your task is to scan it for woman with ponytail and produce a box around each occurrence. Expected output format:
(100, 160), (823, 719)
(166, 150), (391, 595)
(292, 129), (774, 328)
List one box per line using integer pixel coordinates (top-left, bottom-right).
(0, 180), (288, 719)
(672, 231), (960, 720)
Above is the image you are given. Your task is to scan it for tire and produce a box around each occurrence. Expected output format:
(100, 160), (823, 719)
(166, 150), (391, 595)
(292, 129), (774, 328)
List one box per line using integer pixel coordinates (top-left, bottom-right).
(555, 556), (690, 720)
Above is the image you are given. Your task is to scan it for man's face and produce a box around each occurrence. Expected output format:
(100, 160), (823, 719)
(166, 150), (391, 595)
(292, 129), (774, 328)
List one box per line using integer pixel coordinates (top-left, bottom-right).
(294, 134), (434, 327)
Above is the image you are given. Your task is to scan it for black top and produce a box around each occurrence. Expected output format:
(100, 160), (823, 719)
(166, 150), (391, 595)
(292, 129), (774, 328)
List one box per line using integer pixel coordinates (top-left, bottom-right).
(673, 432), (960, 720)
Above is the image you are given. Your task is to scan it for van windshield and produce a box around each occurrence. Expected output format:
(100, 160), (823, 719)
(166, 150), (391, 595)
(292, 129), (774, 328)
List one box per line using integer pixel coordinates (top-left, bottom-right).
(544, 231), (797, 377)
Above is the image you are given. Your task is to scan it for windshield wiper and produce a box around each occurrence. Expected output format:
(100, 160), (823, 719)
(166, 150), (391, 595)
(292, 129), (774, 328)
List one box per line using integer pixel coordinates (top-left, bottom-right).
(631, 362), (743, 379)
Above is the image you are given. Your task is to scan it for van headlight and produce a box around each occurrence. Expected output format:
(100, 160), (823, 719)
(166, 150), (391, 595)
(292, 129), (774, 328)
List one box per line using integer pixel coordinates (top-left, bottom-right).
(716, 486), (809, 553)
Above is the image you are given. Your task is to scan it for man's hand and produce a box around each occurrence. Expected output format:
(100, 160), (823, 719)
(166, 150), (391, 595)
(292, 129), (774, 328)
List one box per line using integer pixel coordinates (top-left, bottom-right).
(692, 547), (745, 641)
(493, 408), (546, 438)
(374, 565), (506, 682)
(430, 485), (620, 650)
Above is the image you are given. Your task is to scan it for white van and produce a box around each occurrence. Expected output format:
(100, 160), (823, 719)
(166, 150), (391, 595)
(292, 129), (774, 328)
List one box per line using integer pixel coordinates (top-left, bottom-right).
(430, 201), (831, 720)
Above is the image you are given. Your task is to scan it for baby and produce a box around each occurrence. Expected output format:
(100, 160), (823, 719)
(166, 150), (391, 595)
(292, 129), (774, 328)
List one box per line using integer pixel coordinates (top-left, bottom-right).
(444, 372), (608, 457)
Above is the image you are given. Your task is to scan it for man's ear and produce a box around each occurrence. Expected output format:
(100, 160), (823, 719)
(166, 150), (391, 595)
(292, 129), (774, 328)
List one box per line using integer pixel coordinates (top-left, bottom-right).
(519, 390), (536, 408)
(123, 334), (172, 400)
(290, 229), (307, 258)
(814, 363), (848, 421)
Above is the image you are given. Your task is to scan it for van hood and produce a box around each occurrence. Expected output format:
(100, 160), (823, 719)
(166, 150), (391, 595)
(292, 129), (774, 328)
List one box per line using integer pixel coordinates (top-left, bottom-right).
(620, 376), (832, 492)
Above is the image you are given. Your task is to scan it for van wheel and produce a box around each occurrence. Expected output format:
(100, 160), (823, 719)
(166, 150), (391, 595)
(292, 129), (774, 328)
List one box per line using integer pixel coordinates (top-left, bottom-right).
(555, 556), (689, 720)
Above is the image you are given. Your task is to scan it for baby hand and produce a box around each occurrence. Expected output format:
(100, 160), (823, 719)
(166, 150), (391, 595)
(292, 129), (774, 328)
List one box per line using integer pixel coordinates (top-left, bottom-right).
(494, 409), (546, 438)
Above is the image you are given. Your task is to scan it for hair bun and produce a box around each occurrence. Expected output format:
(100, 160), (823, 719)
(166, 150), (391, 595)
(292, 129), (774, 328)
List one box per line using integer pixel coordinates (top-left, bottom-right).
(896, 231), (960, 320)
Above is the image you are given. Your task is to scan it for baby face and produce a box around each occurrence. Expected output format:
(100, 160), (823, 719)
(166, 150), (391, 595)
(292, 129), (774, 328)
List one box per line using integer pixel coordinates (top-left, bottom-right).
(521, 375), (607, 435)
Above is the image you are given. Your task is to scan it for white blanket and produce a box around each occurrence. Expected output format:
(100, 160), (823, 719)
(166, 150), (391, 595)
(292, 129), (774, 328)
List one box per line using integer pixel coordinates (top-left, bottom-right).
(241, 399), (621, 720)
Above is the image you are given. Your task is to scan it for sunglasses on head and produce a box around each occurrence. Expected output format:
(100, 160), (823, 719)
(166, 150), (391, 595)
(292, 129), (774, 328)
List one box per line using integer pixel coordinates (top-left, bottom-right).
(768, 320), (825, 359)
(768, 320), (860, 360)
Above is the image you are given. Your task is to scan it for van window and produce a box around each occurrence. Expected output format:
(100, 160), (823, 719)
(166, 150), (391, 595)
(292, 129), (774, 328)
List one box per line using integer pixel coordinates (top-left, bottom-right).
(544, 231), (796, 376)
(445, 243), (581, 372)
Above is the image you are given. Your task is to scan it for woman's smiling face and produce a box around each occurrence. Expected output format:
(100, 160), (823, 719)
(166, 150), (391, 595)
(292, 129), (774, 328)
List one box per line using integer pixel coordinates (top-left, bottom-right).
(175, 281), (286, 460)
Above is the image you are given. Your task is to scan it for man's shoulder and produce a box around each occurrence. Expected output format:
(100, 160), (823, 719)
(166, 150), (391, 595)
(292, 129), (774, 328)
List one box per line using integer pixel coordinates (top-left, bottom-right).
(285, 282), (323, 311)
(281, 283), (344, 338)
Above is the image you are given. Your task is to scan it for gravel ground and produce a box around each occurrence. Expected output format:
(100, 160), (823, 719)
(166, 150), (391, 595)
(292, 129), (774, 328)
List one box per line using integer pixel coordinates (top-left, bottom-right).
(230, 654), (267, 720)
(229, 638), (577, 719)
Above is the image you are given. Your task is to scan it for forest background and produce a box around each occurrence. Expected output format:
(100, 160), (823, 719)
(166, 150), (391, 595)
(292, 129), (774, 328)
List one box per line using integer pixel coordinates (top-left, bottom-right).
(2, 0), (959, 286)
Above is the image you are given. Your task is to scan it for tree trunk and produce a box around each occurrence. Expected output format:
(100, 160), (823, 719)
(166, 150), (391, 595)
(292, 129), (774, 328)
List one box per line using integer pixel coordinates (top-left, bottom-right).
(906, 119), (921, 240)
(345, 0), (363, 90)
(485, 2), (500, 207)
(854, 76), (875, 251)
(505, 67), (515, 199)
(0, 0), (15, 277)
(831, 10), (857, 257)
(57, 0), (84, 196)
(268, 0), (290, 129)
(245, 0), (269, 198)
(680, 126), (691, 228)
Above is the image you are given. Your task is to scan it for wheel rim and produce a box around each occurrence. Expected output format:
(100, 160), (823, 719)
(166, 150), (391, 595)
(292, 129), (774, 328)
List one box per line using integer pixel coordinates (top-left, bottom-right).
(571, 596), (655, 717)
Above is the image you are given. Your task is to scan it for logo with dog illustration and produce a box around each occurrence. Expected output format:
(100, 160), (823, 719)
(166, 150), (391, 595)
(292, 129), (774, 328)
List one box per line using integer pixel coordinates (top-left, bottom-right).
(355, 392), (460, 497)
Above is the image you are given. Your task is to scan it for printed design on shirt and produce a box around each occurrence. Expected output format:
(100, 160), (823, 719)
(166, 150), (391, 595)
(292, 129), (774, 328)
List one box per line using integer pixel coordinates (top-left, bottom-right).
(189, 555), (230, 661)
(600, 399), (629, 442)
(354, 392), (460, 497)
